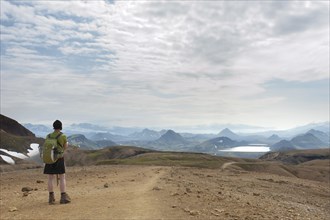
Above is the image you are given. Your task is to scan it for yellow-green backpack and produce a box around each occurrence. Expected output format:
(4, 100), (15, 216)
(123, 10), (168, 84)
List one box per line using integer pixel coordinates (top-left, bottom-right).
(40, 133), (64, 164)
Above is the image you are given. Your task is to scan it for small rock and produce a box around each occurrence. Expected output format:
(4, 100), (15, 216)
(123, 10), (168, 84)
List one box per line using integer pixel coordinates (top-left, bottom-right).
(215, 209), (224, 213)
(21, 187), (33, 192)
(172, 205), (177, 208)
(104, 183), (109, 188)
(36, 180), (44, 183)
(189, 210), (200, 216)
(152, 186), (161, 191)
(171, 192), (179, 196)
(23, 192), (29, 197)
(9, 207), (18, 212)
(211, 212), (220, 216)
(186, 188), (192, 193)
(253, 193), (260, 196)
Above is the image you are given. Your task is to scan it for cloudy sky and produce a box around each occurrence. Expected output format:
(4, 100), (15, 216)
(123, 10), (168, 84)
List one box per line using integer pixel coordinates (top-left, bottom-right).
(1, 0), (329, 132)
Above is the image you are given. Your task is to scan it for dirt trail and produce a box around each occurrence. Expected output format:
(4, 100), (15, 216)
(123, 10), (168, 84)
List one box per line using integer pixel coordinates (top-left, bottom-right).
(220, 162), (237, 170)
(0, 166), (183, 220)
(1, 165), (329, 220)
(108, 167), (167, 219)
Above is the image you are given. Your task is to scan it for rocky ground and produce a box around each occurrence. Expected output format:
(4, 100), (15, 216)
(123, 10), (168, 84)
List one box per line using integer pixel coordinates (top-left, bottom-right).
(1, 164), (329, 220)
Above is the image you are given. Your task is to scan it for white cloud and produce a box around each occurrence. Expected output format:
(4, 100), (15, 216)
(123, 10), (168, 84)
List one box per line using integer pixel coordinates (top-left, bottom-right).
(1, 0), (329, 130)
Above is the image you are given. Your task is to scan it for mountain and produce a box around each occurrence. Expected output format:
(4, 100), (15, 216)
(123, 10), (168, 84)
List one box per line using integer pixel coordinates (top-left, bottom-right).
(147, 130), (189, 150)
(0, 114), (35, 137)
(156, 130), (187, 144)
(271, 133), (327, 152)
(68, 134), (99, 150)
(266, 134), (282, 145)
(288, 122), (329, 134)
(218, 128), (240, 140)
(306, 129), (329, 144)
(89, 132), (129, 142)
(270, 140), (296, 152)
(180, 133), (217, 142)
(23, 123), (52, 137)
(290, 133), (326, 149)
(128, 128), (161, 141)
(267, 134), (281, 141)
(254, 121), (330, 138)
(68, 134), (117, 150)
(90, 132), (117, 141)
(0, 114), (43, 166)
(193, 136), (248, 154)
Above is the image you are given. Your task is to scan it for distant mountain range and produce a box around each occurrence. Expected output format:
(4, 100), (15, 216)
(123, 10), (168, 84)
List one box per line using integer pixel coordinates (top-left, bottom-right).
(24, 121), (329, 139)
(10, 115), (330, 157)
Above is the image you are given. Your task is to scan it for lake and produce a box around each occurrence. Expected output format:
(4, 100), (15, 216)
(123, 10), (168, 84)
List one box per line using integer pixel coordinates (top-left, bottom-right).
(219, 144), (270, 153)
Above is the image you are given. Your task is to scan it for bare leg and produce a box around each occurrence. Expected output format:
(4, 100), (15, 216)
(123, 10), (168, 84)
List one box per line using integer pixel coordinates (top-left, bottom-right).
(48, 175), (54, 192)
(59, 174), (66, 193)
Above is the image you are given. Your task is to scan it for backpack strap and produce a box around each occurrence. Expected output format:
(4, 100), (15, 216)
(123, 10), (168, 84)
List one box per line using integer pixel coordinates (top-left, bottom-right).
(55, 132), (63, 148)
(55, 132), (62, 139)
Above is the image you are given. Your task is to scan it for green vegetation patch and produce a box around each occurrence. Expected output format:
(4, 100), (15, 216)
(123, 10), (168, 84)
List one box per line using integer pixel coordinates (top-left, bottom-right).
(95, 152), (232, 169)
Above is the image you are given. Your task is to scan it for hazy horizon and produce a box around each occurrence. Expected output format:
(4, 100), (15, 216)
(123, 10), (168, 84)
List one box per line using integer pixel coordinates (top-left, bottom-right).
(1, 1), (329, 131)
(20, 118), (329, 135)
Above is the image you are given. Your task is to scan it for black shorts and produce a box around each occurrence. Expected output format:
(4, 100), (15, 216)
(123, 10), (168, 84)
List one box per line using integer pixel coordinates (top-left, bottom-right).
(43, 158), (65, 174)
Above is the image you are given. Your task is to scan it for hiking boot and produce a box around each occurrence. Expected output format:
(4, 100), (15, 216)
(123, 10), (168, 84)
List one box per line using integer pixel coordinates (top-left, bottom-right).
(60, 192), (71, 204)
(49, 192), (55, 205)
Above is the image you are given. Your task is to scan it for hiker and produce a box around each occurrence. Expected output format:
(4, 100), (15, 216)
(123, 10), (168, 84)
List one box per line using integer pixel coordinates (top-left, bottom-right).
(43, 120), (71, 204)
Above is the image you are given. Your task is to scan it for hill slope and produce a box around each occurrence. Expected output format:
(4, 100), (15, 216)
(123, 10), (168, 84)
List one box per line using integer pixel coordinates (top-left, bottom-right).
(0, 115), (43, 154)
(0, 114), (35, 137)
(260, 148), (330, 164)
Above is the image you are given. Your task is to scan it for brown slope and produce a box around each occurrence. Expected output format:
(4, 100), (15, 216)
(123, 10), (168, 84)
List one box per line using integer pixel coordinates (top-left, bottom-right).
(0, 114), (35, 137)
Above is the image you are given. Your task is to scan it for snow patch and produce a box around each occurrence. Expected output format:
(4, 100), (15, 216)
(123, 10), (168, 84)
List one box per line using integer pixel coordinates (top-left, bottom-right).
(0, 155), (15, 164)
(27, 143), (40, 157)
(0, 149), (28, 159)
(0, 143), (40, 165)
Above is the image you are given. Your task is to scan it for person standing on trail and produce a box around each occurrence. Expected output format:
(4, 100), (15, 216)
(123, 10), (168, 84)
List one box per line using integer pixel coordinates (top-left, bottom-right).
(43, 120), (71, 204)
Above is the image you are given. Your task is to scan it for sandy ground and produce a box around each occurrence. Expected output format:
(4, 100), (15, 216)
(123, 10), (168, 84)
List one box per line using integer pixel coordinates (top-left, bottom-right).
(1, 164), (329, 220)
